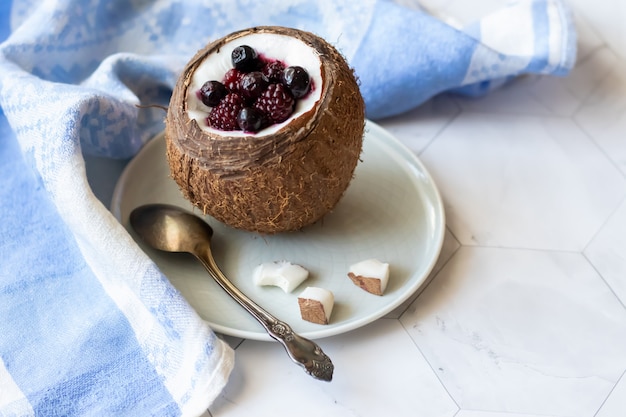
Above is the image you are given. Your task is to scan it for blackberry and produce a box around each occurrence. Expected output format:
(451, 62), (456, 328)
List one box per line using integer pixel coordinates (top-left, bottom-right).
(240, 71), (269, 102)
(223, 68), (244, 93)
(262, 61), (285, 83)
(237, 107), (266, 132)
(253, 83), (295, 124)
(231, 45), (259, 72)
(207, 93), (244, 131)
(282, 66), (311, 99)
(199, 80), (227, 107)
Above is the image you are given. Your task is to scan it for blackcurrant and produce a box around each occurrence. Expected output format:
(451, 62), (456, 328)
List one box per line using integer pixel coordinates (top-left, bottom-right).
(199, 80), (228, 107)
(282, 66), (310, 99)
(237, 107), (266, 132)
(231, 45), (259, 72)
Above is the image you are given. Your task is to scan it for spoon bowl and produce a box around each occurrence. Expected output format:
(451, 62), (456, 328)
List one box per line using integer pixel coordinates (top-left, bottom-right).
(129, 203), (334, 381)
(130, 203), (213, 254)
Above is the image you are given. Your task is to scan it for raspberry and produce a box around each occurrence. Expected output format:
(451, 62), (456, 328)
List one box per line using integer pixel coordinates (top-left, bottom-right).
(254, 83), (295, 124)
(223, 68), (244, 93)
(208, 93), (244, 131)
(262, 61), (285, 83)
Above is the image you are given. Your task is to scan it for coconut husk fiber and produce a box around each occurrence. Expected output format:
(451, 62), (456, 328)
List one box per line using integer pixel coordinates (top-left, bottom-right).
(165, 26), (365, 233)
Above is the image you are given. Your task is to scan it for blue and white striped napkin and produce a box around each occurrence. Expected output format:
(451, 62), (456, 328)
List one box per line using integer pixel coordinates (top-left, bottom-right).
(0, 0), (575, 415)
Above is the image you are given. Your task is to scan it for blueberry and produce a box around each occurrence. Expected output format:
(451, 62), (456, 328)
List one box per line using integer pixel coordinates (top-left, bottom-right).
(199, 81), (227, 107)
(231, 45), (258, 72)
(240, 71), (269, 101)
(237, 107), (266, 132)
(282, 66), (310, 99)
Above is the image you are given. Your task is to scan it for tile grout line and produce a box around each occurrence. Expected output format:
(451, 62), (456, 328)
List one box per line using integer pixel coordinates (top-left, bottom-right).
(571, 115), (626, 181)
(396, 317), (462, 414)
(416, 102), (462, 157)
(593, 367), (626, 417)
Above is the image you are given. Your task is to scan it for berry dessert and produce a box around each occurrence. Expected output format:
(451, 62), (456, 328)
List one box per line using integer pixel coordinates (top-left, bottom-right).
(165, 26), (365, 233)
(196, 46), (312, 134)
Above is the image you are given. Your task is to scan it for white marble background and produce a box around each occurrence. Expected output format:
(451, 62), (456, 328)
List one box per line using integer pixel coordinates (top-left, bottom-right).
(202, 0), (626, 416)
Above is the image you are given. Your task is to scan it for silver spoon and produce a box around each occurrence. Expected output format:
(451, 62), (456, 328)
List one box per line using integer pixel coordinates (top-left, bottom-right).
(129, 203), (334, 381)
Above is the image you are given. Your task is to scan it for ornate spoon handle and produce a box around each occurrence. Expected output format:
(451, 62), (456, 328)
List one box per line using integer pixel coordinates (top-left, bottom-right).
(195, 243), (334, 381)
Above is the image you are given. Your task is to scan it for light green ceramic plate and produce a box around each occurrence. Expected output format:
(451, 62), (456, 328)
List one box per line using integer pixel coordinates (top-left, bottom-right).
(111, 120), (445, 341)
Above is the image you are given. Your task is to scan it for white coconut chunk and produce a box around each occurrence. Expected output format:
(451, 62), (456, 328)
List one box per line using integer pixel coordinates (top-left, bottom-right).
(298, 287), (334, 325)
(187, 32), (323, 138)
(347, 259), (390, 296)
(253, 261), (309, 293)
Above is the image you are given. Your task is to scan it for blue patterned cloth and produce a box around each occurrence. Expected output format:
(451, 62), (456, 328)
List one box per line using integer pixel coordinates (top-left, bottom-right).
(0, 0), (575, 415)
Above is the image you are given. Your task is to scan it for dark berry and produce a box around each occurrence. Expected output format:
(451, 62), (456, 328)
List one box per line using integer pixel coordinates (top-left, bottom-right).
(231, 45), (259, 72)
(223, 68), (244, 93)
(253, 83), (295, 124)
(282, 66), (310, 99)
(239, 71), (269, 101)
(237, 107), (266, 132)
(262, 61), (285, 83)
(207, 93), (244, 131)
(199, 80), (227, 107)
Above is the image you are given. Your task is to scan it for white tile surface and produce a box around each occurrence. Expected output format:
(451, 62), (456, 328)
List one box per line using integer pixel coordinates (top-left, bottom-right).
(596, 371), (626, 417)
(400, 246), (626, 416)
(379, 95), (460, 155)
(585, 198), (626, 305)
(209, 319), (458, 417)
(456, 412), (551, 417)
(420, 112), (626, 251)
(575, 59), (626, 175)
(567, 0), (626, 61)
